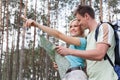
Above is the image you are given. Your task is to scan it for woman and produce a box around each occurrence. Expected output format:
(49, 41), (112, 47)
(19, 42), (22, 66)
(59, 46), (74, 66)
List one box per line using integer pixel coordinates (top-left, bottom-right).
(24, 17), (87, 80)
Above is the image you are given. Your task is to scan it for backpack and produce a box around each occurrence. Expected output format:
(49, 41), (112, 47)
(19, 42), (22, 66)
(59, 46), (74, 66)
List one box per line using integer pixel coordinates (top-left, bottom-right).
(95, 20), (120, 80)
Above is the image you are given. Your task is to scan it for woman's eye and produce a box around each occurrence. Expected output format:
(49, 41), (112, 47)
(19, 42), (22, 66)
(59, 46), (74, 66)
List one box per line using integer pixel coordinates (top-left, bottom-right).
(74, 25), (78, 27)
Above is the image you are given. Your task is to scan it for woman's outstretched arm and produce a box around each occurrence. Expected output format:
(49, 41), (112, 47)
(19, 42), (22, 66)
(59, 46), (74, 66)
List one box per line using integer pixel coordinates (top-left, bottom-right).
(21, 15), (81, 46)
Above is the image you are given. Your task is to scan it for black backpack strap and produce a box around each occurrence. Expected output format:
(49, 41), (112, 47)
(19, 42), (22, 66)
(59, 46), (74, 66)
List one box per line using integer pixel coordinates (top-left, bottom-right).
(95, 22), (114, 67)
(106, 54), (114, 67)
(95, 23), (101, 41)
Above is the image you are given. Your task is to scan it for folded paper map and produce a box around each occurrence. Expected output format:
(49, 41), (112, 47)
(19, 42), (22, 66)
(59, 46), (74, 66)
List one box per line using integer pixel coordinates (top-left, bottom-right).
(38, 35), (70, 79)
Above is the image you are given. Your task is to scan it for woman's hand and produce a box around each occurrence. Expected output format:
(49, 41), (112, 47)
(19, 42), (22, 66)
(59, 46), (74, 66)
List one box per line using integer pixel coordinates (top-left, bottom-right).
(53, 62), (58, 70)
(21, 15), (37, 27)
(25, 19), (37, 27)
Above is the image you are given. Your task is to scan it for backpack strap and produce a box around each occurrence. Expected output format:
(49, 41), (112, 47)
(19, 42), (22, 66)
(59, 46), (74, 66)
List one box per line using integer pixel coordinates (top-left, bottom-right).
(95, 22), (114, 67)
(95, 23), (101, 41)
(106, 54), (114, 67)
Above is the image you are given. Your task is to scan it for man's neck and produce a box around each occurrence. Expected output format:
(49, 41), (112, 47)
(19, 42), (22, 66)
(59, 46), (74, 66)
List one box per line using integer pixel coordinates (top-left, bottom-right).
(88, 19), (98, 32)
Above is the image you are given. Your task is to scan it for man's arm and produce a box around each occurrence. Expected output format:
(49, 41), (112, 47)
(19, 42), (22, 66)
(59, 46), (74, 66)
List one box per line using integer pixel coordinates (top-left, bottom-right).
(56, 43), (109, 61)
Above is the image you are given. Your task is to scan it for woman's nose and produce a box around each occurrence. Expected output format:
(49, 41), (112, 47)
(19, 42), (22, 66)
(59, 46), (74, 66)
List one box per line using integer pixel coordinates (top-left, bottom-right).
(70, 27), (75, 30)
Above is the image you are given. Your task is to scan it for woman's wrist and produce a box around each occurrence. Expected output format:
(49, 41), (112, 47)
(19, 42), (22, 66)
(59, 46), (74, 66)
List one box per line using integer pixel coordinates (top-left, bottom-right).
(35, 22), (39, 28)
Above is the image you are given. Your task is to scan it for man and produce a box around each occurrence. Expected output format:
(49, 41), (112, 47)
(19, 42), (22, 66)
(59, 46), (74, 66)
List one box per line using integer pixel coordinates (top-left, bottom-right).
(55, 5), (118, 80)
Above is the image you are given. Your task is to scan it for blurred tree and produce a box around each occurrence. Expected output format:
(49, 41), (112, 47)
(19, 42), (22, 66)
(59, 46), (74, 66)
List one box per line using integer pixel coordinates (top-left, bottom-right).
(99, 0), (103, 21)
(0, 0), (2, 79)
(109, 0), (120, 20)
(18, 0), (27, 80)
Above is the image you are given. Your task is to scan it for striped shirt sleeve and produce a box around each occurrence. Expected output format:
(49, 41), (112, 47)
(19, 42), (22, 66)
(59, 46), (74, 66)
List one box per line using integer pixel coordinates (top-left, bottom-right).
(96, 23), (114, 46)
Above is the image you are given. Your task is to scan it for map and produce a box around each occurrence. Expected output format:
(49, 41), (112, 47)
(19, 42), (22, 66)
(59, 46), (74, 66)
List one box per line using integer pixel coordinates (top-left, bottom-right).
(38, 35), (70, 79)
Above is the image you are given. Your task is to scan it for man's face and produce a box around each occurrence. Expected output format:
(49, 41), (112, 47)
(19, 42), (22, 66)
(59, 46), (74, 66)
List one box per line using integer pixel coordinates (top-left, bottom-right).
(76, 13), (88, 30)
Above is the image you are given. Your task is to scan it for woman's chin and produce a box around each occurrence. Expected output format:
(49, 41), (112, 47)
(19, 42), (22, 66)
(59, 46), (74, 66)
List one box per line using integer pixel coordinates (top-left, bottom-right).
(71, 34), (77, 37)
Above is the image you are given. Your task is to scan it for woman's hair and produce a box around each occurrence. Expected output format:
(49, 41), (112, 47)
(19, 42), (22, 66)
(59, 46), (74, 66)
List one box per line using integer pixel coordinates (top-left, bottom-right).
(69, 18), (77, 26)
(74, 5), (95, 19)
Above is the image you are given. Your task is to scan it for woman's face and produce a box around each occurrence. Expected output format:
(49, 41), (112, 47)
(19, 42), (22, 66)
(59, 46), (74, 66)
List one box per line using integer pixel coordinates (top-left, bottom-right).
(69, 20), (83, 37)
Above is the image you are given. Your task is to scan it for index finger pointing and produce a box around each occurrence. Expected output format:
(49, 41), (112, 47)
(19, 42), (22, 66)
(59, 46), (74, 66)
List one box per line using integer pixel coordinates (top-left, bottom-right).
(21, 15), (28, 21)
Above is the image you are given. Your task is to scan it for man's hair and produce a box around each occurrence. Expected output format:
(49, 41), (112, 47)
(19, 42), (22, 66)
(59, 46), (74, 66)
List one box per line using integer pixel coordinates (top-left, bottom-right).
(74, 5), (95, 19)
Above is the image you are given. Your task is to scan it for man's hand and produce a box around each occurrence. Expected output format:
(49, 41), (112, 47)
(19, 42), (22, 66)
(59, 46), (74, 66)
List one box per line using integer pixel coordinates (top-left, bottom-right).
(55, 46), (70, 56)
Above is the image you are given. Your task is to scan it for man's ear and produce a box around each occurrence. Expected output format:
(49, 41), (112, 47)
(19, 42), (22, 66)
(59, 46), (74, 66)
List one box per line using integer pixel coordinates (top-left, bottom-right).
(84, 13), (89, 20)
